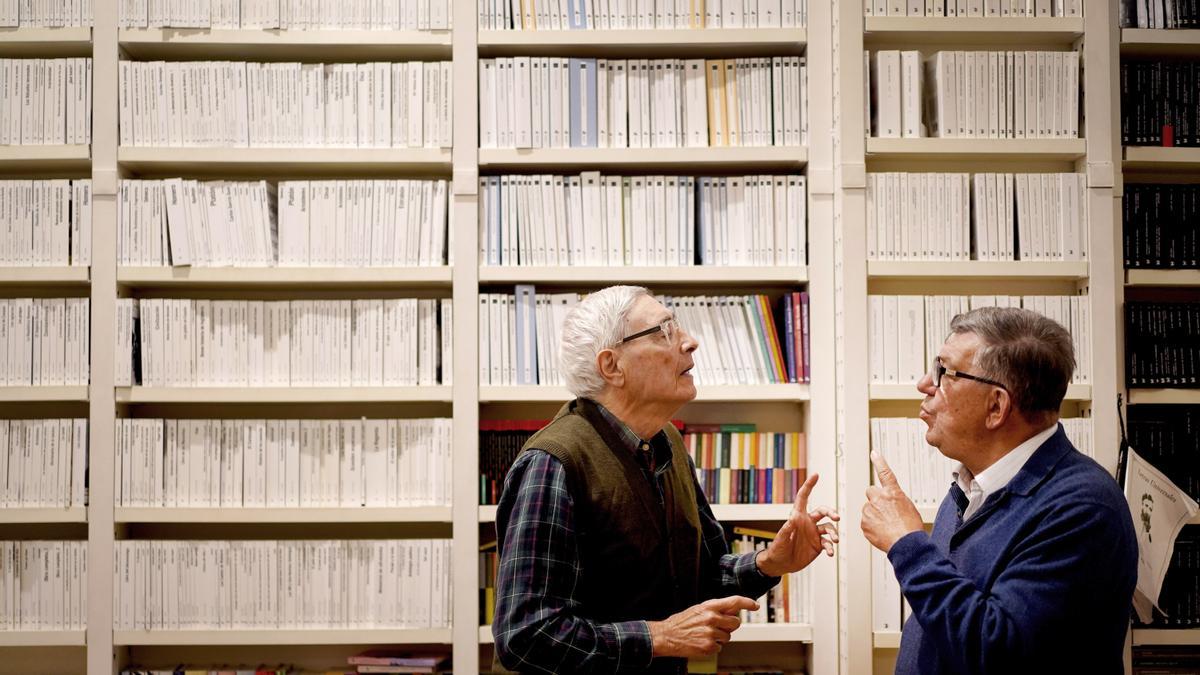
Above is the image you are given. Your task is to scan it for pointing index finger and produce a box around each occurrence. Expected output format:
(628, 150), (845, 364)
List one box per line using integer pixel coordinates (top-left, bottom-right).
(794, 472), (818, 514)
(871, 451), (901, 489)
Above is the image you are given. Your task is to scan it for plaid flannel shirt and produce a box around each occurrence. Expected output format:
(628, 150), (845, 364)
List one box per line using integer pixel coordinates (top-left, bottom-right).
(492, 401), (779, 674)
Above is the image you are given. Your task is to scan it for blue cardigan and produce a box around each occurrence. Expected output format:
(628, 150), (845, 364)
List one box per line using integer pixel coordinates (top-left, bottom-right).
(890, 425), (1138, 675)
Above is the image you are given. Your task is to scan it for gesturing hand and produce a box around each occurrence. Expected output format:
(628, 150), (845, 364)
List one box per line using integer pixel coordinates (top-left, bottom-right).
(648, 596), (759, 658)
(861, 451), (925, 553)
(755, 473), (840, 578)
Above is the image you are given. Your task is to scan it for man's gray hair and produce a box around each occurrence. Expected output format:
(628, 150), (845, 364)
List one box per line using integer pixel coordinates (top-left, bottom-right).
(949, 306), (1076, 419)
(560, 285), (651, 399)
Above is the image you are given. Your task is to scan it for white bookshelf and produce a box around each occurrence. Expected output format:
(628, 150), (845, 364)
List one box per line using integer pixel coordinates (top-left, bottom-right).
(868, 261), (1089, 280)
(1123, 146), (1200, 171)
(117, 147), (453, 177)
(1131, 629), (1200, 646)
(112, 629), (453, 646)
(0, 507), (87, 524)
(115, 386), (453, 404)
(869, 383), (1092, 401)
(864, 17), (1084, 45)
(0, 386), (90, 402)
(872, 631), (901, 649)
(0, 145), (91, 173)
(479, 384), (811, 403)
(478, 147), (808, 170)
(114, 507), (453, 523)
(0, 27), (91, 57)
(478, 28), (807, 55)
(1120, 28), (1200, 55)
(118, 28), (452, 60)
(1126, 270), (1200, 287)
(1127, 389), (1200, 406)
(117, 267), (452, 289)
(918, 506), (938, 524)
(479, 266), (808, 284)
(866, 138), (1086, 160)
(0, 267), (90, 286)
(0, 631), (87, 647)
(478, 623), (813, 644)
(480, 503), (797, 523)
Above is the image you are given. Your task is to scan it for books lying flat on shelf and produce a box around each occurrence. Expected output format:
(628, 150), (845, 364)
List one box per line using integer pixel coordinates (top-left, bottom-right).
(113, 539), (451, 630)
(118, 0), (449, 29)
(1120, 0), (1198, 28)
(119, 178), (448, 267)
(0, 298), (90, 386)
(479, 56), (805, 149)
(867, 172), (1086, 261)
(685, 425), (806, 504)
(0, 180), (92, 267)
(119, 61), (451, 148)
(1122, 59), (1200, 147)
(0, 59), (93, 145)
(480, 173), (806, 267)
(479, 0), (807, 29)
(0, 541), (87, 631)
(1124, 184), (1200, 269)
(868, 294), (1092, 385)
(479, 286), (805, 386)
(115, 298), (450, 387)
(730, 530), (811, 624)
(865, 0), (1081, 17)
(868, 49), (1078, 140)
(114, 417), (451, 508)
(0, 0), (92, 26)
(1126, 302), (1200, 388)
(0, 418), (88, 508)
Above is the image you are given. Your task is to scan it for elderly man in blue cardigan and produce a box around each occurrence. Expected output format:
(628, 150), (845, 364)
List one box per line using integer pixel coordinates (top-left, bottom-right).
(862, 306), (1138, 675)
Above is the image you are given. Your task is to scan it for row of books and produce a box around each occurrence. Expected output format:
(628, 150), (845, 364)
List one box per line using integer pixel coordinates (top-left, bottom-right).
(1123, 183), (1200, 269)
(685, 427), (807, 504)
(116, 298), (452, 387)
(1133, 647), (1200, 675)
(0, 179), (92, 267)
(119, 61), (452, 148)
(479, 173), (807, 267)
(1128, 405), (1200, 503)
(0, 58), (93, 146)
(729, 531), (811, 624)
(865, 0), (1082, 16)
(113, 540), (451, 630)
(0, 298), (91, 387)
(870, 50), (1079, 139)
(1120, 0), (1198, 28)
(478, 289), (576, 387)
(0, 419), (88, 509)
(118, 0), (451, 29)
(867, 172), (1087, 261)
(868, 294), (1093, 385)
(1120, 59), (1200, 147)
(480, 0), (807, 29)
(120, 178), (449, 268)
(0, 541), (87, 631)
(1138, 526), (1200, 627)
(479, 57), (806, 149)
(0, 0), (91, 26)
(1125, 302), (1200, 388)
(479, 420), (542, 505)
(114, 418), (452, 508)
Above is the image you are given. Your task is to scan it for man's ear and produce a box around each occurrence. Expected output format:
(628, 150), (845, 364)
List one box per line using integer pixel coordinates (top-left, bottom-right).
(596, 348), (624, 388)
(984, 387), (1011, 430)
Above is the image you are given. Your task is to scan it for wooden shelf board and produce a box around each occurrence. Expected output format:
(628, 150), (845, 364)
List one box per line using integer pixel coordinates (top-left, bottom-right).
(0, 386), (89, 402)
(0, 267), (90, 286)
(478, 147), (807, 170)
(119, 28), (451, 60)
(873, 631), (902, 649)
(0, 630), (86, 647)
(479, 384), (810, 403)
(116, 386), (452, 404)
(479, 623), (811, 644)
(870, 383), (1090, 401)
(118, 147), (452, 177)
(1121, 29), (1200, 55)
(115, 507), (452, 523)
(1124, 146), (1200, 171)
(478, 28), (806, 57)
(0, 507), (86, 524)
(0, 27), (91, 56)
(865, 17), (1083, 45)
(1126, 270), (1200, 287)
(479, 266), (807, 285)
(113, 628), (452, 646)
(867, 138), (1085, 160)
(1128, 389), (1200, 405)
(869, 261), (1088, 280)
(0, 145), (91, 173)
(1132, 628), (1200, 646)
(118, 266), (452, 288)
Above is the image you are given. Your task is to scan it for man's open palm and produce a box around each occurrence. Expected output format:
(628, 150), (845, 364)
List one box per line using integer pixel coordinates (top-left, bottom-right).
(756, 473), (840, 577)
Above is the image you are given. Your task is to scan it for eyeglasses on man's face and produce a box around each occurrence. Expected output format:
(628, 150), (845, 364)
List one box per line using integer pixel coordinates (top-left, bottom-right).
(928, 358), (1008, 391)
(621, 317), (680, 345)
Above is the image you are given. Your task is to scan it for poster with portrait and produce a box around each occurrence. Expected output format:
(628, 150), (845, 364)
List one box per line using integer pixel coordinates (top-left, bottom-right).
(1123, 447), (1199, 623)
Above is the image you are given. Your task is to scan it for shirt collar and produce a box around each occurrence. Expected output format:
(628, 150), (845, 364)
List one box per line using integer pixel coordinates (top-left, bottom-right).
(587, 398), (673, 472)
(954, 422), (1060, 497)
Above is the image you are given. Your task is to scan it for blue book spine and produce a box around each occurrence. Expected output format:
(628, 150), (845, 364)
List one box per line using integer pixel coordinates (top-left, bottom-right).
(567, 0), (587, 29)
(514, 284), (538, 384)
(583, 58), (598, 147)
(782, 295), (796, 383)
(568, 59), (583, 147)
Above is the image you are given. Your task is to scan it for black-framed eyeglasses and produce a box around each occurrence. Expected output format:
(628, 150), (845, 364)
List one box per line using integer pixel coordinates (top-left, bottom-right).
(929, 359), (1008, 391)
(621, 318), (680, 345)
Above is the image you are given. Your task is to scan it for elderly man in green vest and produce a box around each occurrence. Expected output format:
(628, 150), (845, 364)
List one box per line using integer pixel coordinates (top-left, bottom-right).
(493, 285), (839, 674)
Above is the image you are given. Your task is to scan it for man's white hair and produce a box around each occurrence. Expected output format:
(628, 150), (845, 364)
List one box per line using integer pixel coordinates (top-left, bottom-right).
(560, 285), (651, 399)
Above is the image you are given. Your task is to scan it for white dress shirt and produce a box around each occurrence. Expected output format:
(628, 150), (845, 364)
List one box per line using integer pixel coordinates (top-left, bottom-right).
(954, 423), (1059, 522)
